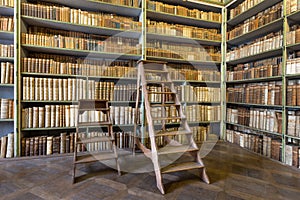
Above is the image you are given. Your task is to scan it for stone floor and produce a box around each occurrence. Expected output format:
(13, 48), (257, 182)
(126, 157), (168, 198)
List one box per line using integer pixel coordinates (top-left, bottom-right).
(1, 142), (300, 200)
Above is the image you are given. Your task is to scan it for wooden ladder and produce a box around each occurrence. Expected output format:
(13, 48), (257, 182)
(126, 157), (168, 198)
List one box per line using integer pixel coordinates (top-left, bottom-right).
(73, 99), (121, 183)
(135, 60), (210, 194)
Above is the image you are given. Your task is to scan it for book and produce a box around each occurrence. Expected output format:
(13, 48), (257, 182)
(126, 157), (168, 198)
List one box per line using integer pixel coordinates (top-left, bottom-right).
(0, 136), (7, 158)
(0, 44), (14, 57)
(5, 133), (13, 158)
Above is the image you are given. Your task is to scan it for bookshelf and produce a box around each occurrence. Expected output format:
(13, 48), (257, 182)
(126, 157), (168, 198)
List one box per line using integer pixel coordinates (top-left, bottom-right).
(225, 0), (300, 168)
(0, 0), (14, 158)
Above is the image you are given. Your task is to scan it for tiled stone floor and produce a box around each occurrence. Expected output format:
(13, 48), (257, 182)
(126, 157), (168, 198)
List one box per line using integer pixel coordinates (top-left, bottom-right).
(0, 142), (300, 200)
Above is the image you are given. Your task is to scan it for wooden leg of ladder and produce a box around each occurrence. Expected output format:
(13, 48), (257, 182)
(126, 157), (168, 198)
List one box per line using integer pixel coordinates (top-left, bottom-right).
(152, 154), (165, 194)
(190, 151), (210, 184)
(72, 163), (76, 183)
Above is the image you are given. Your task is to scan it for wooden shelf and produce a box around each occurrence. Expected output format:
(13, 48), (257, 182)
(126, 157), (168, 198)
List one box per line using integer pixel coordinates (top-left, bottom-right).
(227, 102), (283, 109)
(0, 84), (14, 87)
(41, 0), (141, 17)
(173, 80), (220, 84)
(22, 16), (141, 39)
(286, 43), (300, 52)
(21, 72), (85, 79)
(0, 119), (14, 122)
(226, 121), (282, 137)
(286, 106), (300, 110)
(285, 135), (300, 140)
(227, 0), (282, 26)
(0, 30), (14, 41)
(287, 10), (300, 25)
(286, 73), (300, 80)
(147, 56), (221, 66)
(227, 18), (283, 46)
(0, 57), (13, 62)
(227, 48), (282, 65)
(0, 5), (14, 16)
(22, 127), (76, 131)
(21, 45), (141, 60)
(158, 0), (222, 12)
(147, 33), (221, 46)
(146, 10), (221, 29)
(21, 100), (78, 104)
(226, 76), (282, 84)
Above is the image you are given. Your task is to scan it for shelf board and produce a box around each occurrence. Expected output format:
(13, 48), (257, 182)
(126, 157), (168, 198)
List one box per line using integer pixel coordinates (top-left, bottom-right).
(146, 10), (221, 29)
(0, 5), (14, 16)
(285, 135), (300, 140)
(0, 30), (14, 41)
(286, 106), (300, 110)
(184, 101), (221, 105)
(189, 121), (220, 125)
(287, 10), (300, 25)
(226, 102), (283, 109)
(147, 56), (220, 66)
(147, 33), (221, 46)
(227, 0), (282, 26)
(173, 80), (220, 84)
(226, 121), (282, 137)
(21, 72), (85, 78)
(0, 119), (14, 122)
(227, 48), (282, 65)
(227, 18), (283, 46)
(0, 57), (13, 62)
(21, 100), (78, 104)
(21, 45), (141, 60)
(286, 73), (300, 80)
(22, 127), (76, 131)
(226, 76), (282, 84)
(88, 75), (137, 81)
(157, 0), (222, 12)
(22, 16), (141, 39)
(0, 83), (14, 87)
(41, 0), (141, 17)
(286, 43), (300, 52)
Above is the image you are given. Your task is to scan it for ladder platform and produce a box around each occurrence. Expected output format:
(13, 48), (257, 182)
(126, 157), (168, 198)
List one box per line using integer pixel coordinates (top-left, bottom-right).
(158, 144), (198, 155)
(161, 161), (204, 174)
(153, 117), (185, 121)
(144, 69), (168, 74)
(77, 136), (114, 144)
(77, 122), (112, 127)
(75, 152), (117, 164)
(156, 130), (192, 137)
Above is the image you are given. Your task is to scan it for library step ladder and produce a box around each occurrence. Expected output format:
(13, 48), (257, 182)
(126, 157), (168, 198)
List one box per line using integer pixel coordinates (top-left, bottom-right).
(135, 60), (210, 194)
(73, 99), (121, 183)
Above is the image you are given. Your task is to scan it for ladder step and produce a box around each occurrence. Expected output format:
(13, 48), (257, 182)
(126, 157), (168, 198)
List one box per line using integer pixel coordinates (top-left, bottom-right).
(161, 161), (204, 174)
(158, 144), (198, 155)
(75, 152), (117, 164)
(78, 122), (112, 127)
(78, 108), (109, 114)
(77, 136), (114, 144)
(138, 60), (167, 64)
(148, 91), (175, 95)
(150, 103), (180, 107)
(144, 69), (168, 74)
(156, 130), (192, 137)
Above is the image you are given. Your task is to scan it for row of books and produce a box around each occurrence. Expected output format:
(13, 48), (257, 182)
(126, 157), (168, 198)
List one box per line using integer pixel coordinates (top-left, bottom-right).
(147, 40), (221, 62)
(147, 1), (221, 23)
(287, 56), (300, 75)
(285, 144), (300, 168)
(0, 133), (13, 158)
(227, 57), (282, 81)
(227, 107), (282, 134)
(0, 44), (13, 58)
(92, 0), (139, 7)
(286, 25), (300, 45)
(176, 85), (220, 102)
(22, 77), (87, 101)
(287, 111), (300, 138)
(22, 56), (137, 77)
(0, 0), (13, 7)
(0, 62), (13, 84)
(22, 2), (141, 31)
(227, 81), (282, 106)
(287, 80), (300, 106)
(226, 129), (282, 161)
(227, 32), (282, 61)
(169, 65), (221, 81)
(227, 2), (282, 40)
(229, 0), (264, 20)
(0, 16), (13, 32)
(88, 81), (115, 101)
(22, 27), (140, 55)
(286, 0), (300, 15)
(184, 105), (221, 122)
(0, 98), (13, 119)
(110, 106), (140, 125)
(147, 20), (221, 41)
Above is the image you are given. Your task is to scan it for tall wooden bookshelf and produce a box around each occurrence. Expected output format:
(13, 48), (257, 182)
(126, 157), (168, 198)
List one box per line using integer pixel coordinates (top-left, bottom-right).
(0, 0), (15, 158)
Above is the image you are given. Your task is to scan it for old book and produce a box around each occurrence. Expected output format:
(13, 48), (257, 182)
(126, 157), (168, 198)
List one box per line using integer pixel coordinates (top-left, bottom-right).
(38, 107), (45, 128)
(29, 137), (34, 156)
(285, 145), (293, 166)
(5, 133), (14, 158)
(34, 137), (39, 156)
(0, 136), (8, 158)
(46, 136), (53, 155)
(25, 138), (30, 156)
(60, 132), (66, 154)
(21, 138), (25, 156)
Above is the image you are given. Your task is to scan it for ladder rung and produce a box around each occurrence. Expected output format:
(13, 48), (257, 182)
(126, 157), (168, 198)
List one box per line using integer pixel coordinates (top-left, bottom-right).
(158, 144), (198, 155)
(156, 130), (192, 137)
(150, 103), (180, 107)
(148, 91), (175, 95)
(161, 161), (204, 174)
(77, 136), (114, 144)
(146, 80), (172, 84)
(75, 152), (117, 164)
(144, 69), (168, 73)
